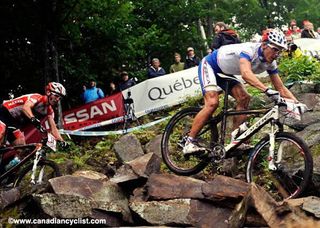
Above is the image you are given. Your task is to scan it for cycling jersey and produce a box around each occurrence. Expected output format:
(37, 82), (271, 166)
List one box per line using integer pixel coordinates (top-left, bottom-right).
(199, 42), (278, 94)
(2, 94), (54, 124)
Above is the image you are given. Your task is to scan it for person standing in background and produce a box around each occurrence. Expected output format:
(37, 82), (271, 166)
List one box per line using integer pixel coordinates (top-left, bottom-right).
(81, 80), (105, 103)
(169, 53), (185, 73)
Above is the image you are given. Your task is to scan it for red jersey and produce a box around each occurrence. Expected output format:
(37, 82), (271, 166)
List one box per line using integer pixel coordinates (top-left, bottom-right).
(2, 94), (54, 124)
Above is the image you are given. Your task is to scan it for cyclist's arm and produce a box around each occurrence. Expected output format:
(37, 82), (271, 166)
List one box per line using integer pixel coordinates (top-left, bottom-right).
(269, 73), (298, 102)
(22, 100), (36, 119)
(48, 116), (64, 141)
(239, 58), (268, 92)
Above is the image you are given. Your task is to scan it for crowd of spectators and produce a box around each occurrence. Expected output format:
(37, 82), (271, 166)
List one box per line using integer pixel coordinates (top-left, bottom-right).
(80, 18), (320, 104)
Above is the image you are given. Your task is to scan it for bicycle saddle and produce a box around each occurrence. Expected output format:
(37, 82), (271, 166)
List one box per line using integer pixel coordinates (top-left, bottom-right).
(217, 73), (243, 83)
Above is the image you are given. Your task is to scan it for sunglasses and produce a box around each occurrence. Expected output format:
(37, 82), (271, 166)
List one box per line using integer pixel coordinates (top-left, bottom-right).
(267, 44), (283, 54)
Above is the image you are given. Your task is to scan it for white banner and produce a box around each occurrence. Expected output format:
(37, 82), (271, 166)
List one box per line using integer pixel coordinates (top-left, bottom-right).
(294, 38), (320, 57)
(121, 67), (202, 118)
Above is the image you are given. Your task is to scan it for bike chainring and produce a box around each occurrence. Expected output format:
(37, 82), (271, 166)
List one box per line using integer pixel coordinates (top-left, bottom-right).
(210, 143), (226, 163)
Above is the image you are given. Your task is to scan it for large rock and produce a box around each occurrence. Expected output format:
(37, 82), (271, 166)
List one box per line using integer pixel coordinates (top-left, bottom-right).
(130, 198), (233, 227)
(188, 199), (233, 228)
(0, 188), (20, 209)
(49, 175), (132, 222)
(297, 122), (320, 148)
(110, 153), (161, 185)
(127, 153), (161, 178)
(113, 134), (144, 162)
(130, 199), (191, 226)
(72, 170), (108, 181)
(145, 134), (162, 158)
(33, 193), (94, 218)
(147, 174), (205, 200)
(202, 175), (250, 201)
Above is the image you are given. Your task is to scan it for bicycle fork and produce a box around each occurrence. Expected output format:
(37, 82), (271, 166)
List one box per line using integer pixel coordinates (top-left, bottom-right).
(268, 120), (281, 170)
(31, 150), (45, 184)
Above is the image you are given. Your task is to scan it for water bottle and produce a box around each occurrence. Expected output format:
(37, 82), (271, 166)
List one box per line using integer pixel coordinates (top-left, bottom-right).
(5, 156), (20, 171)
(231, 122), (249, 142)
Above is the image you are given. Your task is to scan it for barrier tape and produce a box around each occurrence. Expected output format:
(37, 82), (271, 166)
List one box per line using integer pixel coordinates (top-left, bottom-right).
(59, 116), (170, 136)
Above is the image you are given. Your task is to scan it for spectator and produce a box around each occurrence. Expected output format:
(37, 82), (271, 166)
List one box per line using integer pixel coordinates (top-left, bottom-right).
(107, 81), (119, 96)
(169, 53), (185, 73)
(119, 71), (136, 91)
(301, 21), (317, 39)
(81, 80), (104, 103)
(184, 47), (200, 69)
(283, 35), (303, 58)
(147, 58), (166, 78)
(206, 48), (213, 54)
(211, 22), (241, 50)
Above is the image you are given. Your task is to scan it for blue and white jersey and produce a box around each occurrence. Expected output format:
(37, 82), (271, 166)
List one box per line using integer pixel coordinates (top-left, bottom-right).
(206, 42), (278, 76)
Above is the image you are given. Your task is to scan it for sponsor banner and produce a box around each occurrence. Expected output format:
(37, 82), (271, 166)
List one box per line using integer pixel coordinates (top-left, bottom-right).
(121, 67), (202, 118)
(294, 38), (320, 57)
(62, 93), (124, 130)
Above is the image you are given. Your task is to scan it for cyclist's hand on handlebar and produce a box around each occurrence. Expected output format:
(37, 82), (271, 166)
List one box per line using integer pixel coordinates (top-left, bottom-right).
(265, 88), (280, 103)
(58, 141), (70, 149)
(30, 117), (46, 132)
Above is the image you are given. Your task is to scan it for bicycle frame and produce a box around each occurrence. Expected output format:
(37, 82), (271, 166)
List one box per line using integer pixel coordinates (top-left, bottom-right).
(213, 78), (284, 162)
(0, 143), (42, 184)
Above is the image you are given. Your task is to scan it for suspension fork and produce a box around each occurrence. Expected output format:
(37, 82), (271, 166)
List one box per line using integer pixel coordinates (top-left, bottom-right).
(268, 120), (278, 170)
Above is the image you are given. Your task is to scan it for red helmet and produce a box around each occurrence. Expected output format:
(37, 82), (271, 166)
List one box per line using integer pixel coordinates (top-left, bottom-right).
(46, 82), (66, 97)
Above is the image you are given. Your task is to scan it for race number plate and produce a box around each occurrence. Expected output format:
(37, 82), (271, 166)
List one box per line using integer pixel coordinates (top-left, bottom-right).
(47, 133), (57, 151)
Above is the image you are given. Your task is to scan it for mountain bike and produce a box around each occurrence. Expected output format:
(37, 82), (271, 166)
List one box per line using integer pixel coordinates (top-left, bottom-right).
(0, 129), (61, 197)
(161, 74), (313, 201)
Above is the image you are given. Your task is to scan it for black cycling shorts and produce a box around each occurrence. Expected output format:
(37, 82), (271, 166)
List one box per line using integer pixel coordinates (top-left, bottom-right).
(0, 106), (20, 143)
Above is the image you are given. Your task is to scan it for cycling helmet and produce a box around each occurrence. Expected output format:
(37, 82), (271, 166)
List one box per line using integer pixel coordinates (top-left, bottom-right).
(46, 82), (66, 97)
(262, 30), (287, 50)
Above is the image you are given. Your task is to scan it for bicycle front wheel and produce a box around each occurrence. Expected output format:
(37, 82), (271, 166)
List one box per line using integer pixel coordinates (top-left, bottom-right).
(161, 107), (218, 176)
(247, 132), (313, 201)
(14, 160), (61, 197)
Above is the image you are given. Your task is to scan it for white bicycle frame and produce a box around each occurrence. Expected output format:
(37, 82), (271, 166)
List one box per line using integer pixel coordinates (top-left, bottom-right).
(224, 105), (280, 170)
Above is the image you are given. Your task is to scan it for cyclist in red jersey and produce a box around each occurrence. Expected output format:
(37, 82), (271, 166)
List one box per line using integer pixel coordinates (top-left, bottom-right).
(0, 82), (67, 146)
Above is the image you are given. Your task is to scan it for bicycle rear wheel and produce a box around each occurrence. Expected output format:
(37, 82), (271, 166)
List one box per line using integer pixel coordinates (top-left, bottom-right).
(246, 132), (313, 201)
(161, 107), (218, 176)
(14, 160), (61, 197)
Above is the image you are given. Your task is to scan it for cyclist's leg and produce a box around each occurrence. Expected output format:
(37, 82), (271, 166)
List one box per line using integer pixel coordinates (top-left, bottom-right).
(189, 58), (221, 139)
(230, 84), (251, 130)
(184, 59), (220, 154)
(189, 91), (219, 138)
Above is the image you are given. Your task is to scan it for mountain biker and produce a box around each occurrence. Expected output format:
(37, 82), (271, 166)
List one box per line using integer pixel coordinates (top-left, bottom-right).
(0, 82), (67, 147)
(183, 30), (300, 155)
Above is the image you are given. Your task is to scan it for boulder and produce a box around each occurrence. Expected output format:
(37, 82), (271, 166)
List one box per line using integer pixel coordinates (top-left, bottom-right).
(130, 199), (191, 226)
(113, 134), (144, 162)
(0, 188), (20, 209)
(145, 134), (162, 158)
(202, 175), (250, 201)
(146, 174), (205, 200)
(297, 122), (320, 148)
(72, 170), (108, 181)
(33, 193), (94, 218)
(49, 175), (132, 222)
(127, 153), (161, 178)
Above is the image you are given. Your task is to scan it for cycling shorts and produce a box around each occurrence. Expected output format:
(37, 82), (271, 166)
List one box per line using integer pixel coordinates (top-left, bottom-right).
(198, 58), (240, 95)
(0, 106), (22, 143)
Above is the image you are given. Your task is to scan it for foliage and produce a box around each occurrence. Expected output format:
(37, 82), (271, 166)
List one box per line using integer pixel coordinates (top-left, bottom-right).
(278, 55), (320, 83)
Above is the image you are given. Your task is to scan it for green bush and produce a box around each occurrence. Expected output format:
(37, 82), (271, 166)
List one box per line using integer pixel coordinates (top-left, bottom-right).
(278, 55), (320, 83)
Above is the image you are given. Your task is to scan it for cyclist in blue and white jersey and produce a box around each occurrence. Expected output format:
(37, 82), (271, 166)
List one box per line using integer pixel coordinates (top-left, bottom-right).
(184, 30), (299, 155)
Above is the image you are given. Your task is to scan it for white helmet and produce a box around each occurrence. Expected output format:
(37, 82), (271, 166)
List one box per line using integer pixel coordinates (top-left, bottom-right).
(265, 30), (287, 50)
(46, 82), (66, 97)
